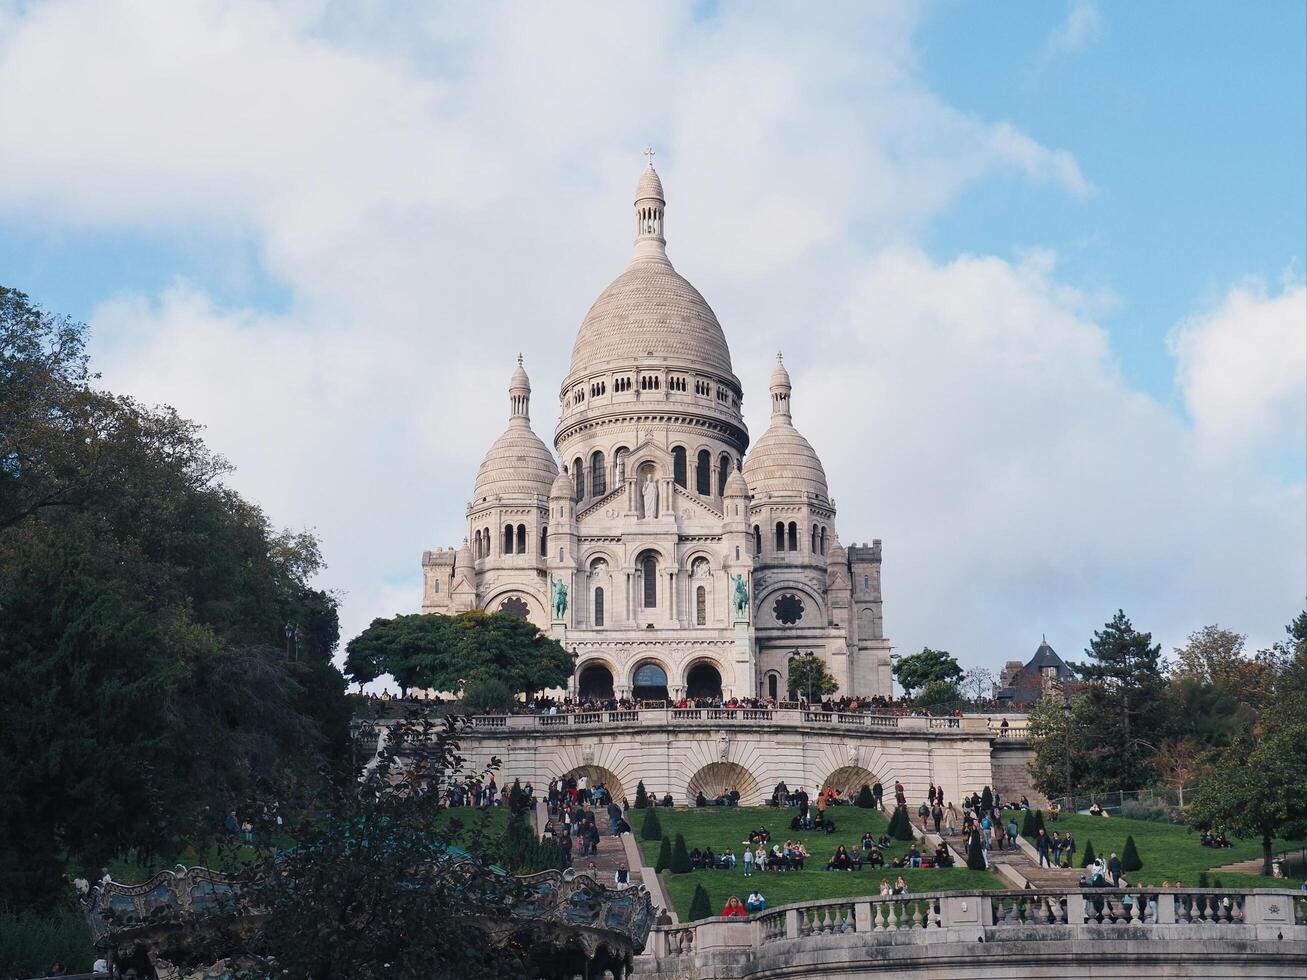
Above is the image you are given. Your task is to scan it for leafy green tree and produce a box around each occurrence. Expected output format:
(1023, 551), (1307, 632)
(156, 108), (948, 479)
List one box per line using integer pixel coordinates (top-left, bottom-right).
(787, 654), (838, 701)
(1122, 835), (1142, 872)
(634, 780), (649, 809)
(1190, 722), (1307, 875)
(670, 833), (692, 873)
(655, 836), (672, 873)
(641, 805), (663, 841)
(462, 674), (514, 712)
(1072, 611), (1166, 790)
(344, 612), (573, 697)
(892, 647), (962, 696)
(688, 884), (712, 921)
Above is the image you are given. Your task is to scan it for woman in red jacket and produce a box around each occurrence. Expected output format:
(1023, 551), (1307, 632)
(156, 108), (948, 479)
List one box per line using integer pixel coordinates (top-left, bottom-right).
(722, 895), (747, 918)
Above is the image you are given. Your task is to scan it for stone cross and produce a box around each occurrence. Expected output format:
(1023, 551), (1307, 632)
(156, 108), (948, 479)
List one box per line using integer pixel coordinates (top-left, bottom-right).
(644, 145), (655, 166)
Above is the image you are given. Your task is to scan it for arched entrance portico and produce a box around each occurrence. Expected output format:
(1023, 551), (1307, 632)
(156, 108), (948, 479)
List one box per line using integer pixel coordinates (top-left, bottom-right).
(686, 762), (761, 806)
(631, 661), (669, 701)
(685, 661), (722, 700)
(823, 765), (881, 801)
(577, 662), (614, 700)
(562, 765), (625, 804)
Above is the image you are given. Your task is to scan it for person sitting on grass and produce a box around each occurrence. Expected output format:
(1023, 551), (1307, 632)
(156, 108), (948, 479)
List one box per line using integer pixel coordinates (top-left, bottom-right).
(827, 845), (854, 871)
(933, 843), (954, 868)
(879, 878), (892, 896)
(755, 845), (767, 872)
(703, 846), (717, 869)
(867, 846), (885, 868)
(1088, 802), (1107, 817)
(790, 841), (809, 870)
(908, 844), (922, 869)
(746, 890), (767, 913)
(893, 875), (909, 896)
(861, 831), (876, 851)
(661, 793), (674, 807)
(723, 895), (747, 918)
(720, 846), (736, 869)
(689, 847), (703, 869)
(877, 834), (892, 849)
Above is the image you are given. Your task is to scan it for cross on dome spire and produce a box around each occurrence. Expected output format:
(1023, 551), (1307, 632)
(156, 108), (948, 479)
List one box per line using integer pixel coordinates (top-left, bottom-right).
(644, 145), (656, 166)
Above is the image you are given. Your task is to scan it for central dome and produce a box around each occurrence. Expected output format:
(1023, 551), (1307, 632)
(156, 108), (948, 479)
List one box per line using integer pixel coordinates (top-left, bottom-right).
(568, 255), (734, 378)
(566, 161), (736, 383)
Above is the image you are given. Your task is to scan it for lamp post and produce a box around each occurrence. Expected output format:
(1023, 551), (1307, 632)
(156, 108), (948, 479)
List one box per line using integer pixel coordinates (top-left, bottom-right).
(1061, 694), (1073, 810)
(284, 622), (296, 661)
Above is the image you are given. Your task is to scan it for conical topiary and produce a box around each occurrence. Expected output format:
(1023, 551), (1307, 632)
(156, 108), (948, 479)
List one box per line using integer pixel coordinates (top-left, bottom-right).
(1122, 834), (1142, 872)
(655, 836), (672, 873)
(688, 883), (712, 921)
(889, 805), (915, 841)
(670, 833), (692, 874)
(641, 804), (663, 841)
(1197, 871), (1210, 888)
(508, 778), (526, 815)
(1081, 840), (1096, 868)
(1021, 808), (1036, 838)
(967, 833), (986, 871)
(981, 786), (993, 812)
(856, 784), (875, 809)
(1034, 809), (1046, 834)
(635, 780), (649, 809)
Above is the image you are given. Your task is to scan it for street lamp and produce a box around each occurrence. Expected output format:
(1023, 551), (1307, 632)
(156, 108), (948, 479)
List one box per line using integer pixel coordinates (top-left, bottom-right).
(284, 622), (297, 662)
(1061, 694), (1073, 810)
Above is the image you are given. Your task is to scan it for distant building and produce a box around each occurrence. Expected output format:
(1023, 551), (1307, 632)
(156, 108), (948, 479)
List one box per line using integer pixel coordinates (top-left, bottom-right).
(996, 637), (1075, 706)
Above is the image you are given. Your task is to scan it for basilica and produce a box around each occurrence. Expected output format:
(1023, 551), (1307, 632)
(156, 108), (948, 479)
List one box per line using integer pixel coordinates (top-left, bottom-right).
(421, 159), (892, 703)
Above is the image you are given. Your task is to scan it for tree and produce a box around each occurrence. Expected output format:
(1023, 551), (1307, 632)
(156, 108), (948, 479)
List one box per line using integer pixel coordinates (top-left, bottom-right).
(1081, 840), (1096, 868)
(888, 806), (914, 841)
(1190, 722), (1307, 875)
(856, 785), (875, 809)
(1171, 625), (1248, 687)
(670, 833), (692, 873)
(1021, 809), (1036, 838)
(344, 612), (573, 697)
(634, 780), (649, 809)
(892, 647), (962, 696)
(966, 833), (986, 870)
(1071, 611), (1166, 791)
(787, 654), (838, 701)
(913, 678), (962, 710)
(1149, 738), (1209, 807)
(462, 674), (513, 712)
(641, 806), (663, 841)
(1034, 810), (1046, 834)
(1122, 835), (1142, 873)
(961, 666), (997, 702)
(688, 884), (712, 921)
(655, 836), (672, 874)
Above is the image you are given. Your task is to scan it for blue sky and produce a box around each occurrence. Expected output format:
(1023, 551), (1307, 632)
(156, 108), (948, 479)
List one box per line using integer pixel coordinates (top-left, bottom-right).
(0, 1), (1303, 670)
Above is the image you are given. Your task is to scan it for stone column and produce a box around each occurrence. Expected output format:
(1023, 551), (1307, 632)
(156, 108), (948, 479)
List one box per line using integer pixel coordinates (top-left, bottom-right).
(668, 570), (678, 622)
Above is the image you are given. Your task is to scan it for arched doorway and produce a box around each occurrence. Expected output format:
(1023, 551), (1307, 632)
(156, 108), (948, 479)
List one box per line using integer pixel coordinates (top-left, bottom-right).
(631, 661), (669, 701)
(577, 663), (614, 700)
(685, 661), (722, 700)
(562, 765), (625, 804)
(687, 762), (762, 806)
(823, 765), (881, 801)
(765, 671), (780, 701)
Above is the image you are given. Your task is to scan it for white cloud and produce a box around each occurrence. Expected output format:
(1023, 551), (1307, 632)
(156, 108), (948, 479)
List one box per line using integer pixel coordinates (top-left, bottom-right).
(0, 0), (1300, 673)
(1167, 281), (1307, 462)
(1032, 1), (1104, 77)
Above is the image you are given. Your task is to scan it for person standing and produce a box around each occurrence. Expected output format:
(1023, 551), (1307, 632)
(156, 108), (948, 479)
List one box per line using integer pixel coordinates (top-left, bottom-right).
(1064, 832), (1076, 868)
(932, 802), (943, 834)
(1006, 815), (1019, 849)
(607, 799), (622, 837)
(743, 846), (754, 876)
(872, 781), (884, 810)
(1108, 852), (1123, 887)
(1036, 828), (1051, 867)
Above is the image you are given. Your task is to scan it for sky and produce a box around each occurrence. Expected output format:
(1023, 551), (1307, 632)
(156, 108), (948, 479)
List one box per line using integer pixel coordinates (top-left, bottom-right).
(1, 0), (1304, 678)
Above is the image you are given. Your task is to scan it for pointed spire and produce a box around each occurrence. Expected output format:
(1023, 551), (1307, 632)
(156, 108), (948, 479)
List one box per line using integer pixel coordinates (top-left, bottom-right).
(769, 352), (792, 419)
(508, 356), (531, 421)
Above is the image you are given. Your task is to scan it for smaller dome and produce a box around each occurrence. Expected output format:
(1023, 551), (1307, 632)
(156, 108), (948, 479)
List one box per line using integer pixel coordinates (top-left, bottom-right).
(550, 468), (574, 500)
(635, 164), (664, 202)
(770, 354), (792, 390)
(455, 539), (474, 570)
(509, 354), (530, 393)
(723, 469), (750, 497)
(473, 421), (558, 501)
(744, 423), (829, 501)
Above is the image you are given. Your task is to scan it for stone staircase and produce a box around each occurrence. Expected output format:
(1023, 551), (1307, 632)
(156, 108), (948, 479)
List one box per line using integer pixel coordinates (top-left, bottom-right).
(926, 828), (1081, 889)
(538, 800), (645, 890)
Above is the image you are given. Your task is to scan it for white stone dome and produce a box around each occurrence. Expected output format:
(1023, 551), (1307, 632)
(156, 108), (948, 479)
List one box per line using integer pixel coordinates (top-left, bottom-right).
(635, 163), (664, 202)
(473, 359), (558, 502)
(744, 353), (829, 501)
(568, 255), (734, 378)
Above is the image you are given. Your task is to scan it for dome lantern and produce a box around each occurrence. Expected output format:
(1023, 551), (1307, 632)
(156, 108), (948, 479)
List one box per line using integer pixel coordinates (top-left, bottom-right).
(769, 352), (792, 418)
(509, 353), (531, 420)
(634, 145), (666, 256)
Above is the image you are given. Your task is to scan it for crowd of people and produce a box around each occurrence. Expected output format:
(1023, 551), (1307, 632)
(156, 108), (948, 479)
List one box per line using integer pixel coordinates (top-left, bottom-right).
(434, 692), (1002, 718)
(541, 775), (633, 864)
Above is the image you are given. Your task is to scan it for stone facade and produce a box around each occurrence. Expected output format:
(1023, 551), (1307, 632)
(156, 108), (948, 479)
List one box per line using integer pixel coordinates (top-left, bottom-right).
(421, 160), (891, 702)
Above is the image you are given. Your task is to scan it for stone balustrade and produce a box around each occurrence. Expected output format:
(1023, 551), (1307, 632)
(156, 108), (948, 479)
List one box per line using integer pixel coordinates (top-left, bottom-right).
(644, 889), (1307, 979)
(464, 709), (1022, 737)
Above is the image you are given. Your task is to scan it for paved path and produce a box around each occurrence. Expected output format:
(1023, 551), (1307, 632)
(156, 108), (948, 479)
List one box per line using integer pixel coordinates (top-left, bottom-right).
(1209, 847), (1306, 875)
(540, 800), (644, 890)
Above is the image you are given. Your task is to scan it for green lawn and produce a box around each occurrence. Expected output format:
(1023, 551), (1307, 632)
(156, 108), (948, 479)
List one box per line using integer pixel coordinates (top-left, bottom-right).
(635, 806), (1001, 918)
(1029, 813), (1307, 890)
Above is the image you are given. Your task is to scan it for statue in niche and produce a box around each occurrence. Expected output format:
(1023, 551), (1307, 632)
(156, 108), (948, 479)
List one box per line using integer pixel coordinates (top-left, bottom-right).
(550, 576), (568, 620)
(614, 450), (626, 484)
(641, 474), (658, 519)
(731, 573), (749, 619)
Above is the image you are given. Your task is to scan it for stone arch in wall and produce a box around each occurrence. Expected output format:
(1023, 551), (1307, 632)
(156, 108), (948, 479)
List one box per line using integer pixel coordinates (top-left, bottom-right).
(822, 765), (882, 800)
(686, 761), (761, 805)
(562, 765), (625, 804)
(577, 660), (615, 699)
(756, 582), (826, 628)
(683, 658), (724, 699)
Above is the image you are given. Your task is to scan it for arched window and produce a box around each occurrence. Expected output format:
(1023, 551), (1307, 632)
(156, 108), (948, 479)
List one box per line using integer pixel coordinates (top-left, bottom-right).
(474, 529), (482, 558)
(717, 453), (732, 495)
(820, 527), (828, 555)
(695, 449), (711, 495)
(590, 450), (606, 496)
(787, 522), (798, 552)
(767, 672), (779, 701)
(672, 447), (687, 488)
(641, 553), (657, 608)
(484, 529), (491, 557)
(593, 587), (605, 627)
(775, 522), (785, 552)
(540, 526), (548, 557)
(573, 458), (584, 502)
(753, 524), (762, 557)
(696, 586), (707, 626)
(516, 524), (526, 554)
(811, 524), (818, 553)
(504, 524), (514, 555)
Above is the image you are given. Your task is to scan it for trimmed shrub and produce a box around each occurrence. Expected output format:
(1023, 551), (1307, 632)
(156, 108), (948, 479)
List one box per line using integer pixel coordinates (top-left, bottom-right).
(508, 778), (526, 815)
(634, 780), (649, 809)
(688, 883), (712, 921)
(1081, 840), (1096, 868)
(1122, 835), (1142, 872)
(856, 784), (875, 809)
(1034, 809), (1046, 834)
(670, 833), (692, 874)
(967, 833), (986, 871)
(1198, 871), (1210, 888)
(1020, 808), (1036, 837)
(655, 836), (672, 874)
(888, 805), (915, 841)
(980, 786), (993, 812)
(641, 805), (663, 841)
